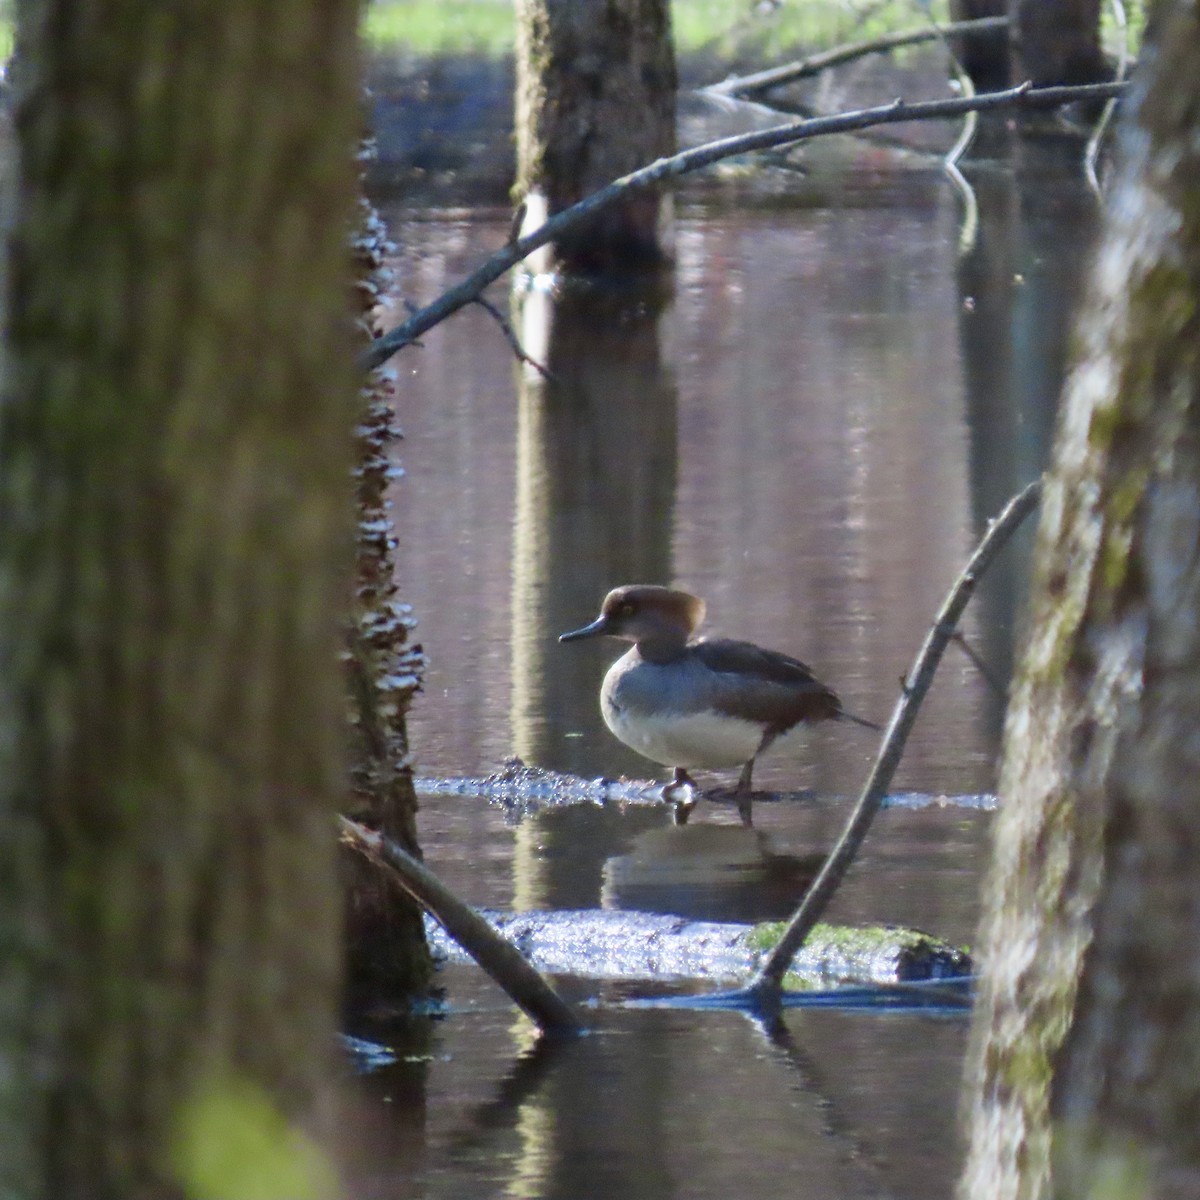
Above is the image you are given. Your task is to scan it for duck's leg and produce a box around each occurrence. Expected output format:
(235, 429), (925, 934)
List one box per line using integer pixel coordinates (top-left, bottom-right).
(664, 766), (699, 824)
(733, 758), (756, 826)
(735, 728), (782, 827)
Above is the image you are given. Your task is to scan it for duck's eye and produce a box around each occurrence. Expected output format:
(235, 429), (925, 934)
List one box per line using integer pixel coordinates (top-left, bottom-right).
(618, 602), (636, 618)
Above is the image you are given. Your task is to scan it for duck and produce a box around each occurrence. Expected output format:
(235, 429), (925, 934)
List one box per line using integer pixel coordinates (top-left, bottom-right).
(559, 584), (877, 825)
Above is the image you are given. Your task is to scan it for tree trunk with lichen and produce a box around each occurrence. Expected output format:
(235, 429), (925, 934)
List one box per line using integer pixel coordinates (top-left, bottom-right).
(514, 0), (676, 276)
(960, 13), (1200, 1200)
(1008, 0), (1106, 86)
(0, 1), (359, 1196)
(343, 187), (433, 1008)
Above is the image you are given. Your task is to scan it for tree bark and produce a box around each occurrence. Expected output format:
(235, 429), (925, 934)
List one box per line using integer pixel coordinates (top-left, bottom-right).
(343, 190), (433, 1008)
(1008, 0), (1107, 87)
(961, 11), (1200, 1199)
(950, 0), (1010, 91)
(0, 1), (360, 1196)
(514, 0), (676, 276)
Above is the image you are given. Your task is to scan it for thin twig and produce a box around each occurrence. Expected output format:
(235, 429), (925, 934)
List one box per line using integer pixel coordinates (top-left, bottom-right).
(472, 296), (557, 382)
(362, 82), (1125, 374)
(743, 479), (1043, 1006)
(1085, 0), (1130, 197)
(950, 630), (1008, 699)
(338, 815), (584, 1035)
(706, 16), (1010, 98)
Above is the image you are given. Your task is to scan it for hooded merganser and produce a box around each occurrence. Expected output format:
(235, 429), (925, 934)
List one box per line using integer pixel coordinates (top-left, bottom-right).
(560, 585), (877, 825)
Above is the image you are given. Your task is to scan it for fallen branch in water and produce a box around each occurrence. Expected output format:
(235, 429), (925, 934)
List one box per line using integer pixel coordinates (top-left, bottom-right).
(744, 478), (1043, 1007)
(706, 15), (1010, 98)
(362, 82), (1126, 373)
(338, 815), (584, 1035)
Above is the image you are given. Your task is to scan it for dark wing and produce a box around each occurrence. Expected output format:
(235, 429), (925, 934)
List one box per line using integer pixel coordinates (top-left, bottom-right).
(691, 638), (841, 730)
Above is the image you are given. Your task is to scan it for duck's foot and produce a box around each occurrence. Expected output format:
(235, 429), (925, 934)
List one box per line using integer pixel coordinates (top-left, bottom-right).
(663, 767), (699, 825)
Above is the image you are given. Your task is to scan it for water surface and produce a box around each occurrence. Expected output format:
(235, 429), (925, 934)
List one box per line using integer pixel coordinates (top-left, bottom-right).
(368, 126), (1098, 1198)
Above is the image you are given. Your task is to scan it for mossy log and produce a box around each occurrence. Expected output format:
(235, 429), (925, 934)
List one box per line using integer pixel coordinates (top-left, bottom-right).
(425, 909), (970, 989)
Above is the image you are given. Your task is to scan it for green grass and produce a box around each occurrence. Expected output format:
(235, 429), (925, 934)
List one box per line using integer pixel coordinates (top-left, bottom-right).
(672, 0), (951, 60)
(365, 1), (515, 55)
(364, 0), (955, 59)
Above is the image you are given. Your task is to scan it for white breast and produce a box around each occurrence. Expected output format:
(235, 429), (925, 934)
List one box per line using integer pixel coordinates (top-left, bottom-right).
(599, 650), (777, 769)
(603, 702), (765, 768)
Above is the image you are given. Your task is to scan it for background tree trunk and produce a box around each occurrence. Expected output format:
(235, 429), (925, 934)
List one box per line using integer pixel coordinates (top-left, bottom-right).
(1008, 0), (1107, 86)
(960, 11), (1200, 1199)
(0, 1), (360, 1196)
(949, 0), (1010, 91)
(514, 0), (677, 276)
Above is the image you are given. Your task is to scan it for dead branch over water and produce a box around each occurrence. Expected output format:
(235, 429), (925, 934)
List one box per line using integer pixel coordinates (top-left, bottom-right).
(744, 479), (1043, 1006)
(338, 816), (584, 1035)
(363, 82), (1125, 373)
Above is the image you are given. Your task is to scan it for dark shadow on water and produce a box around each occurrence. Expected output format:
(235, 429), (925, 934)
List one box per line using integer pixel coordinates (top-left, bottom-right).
(958, 122), (1099, 739)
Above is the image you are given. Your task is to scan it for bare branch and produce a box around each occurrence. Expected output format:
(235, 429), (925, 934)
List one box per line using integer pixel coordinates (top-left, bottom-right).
(743, 478), (1043, 1007)
(362, 82), (1125, 374)
(950, 630), (1008, 699)
(706, 16), (1010, 98)
(338, 815), (584, 1035)
(472, 296), (557, 382)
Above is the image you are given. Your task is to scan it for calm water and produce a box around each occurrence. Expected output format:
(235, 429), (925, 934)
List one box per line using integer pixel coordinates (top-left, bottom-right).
(358, 126), (1098, 1199)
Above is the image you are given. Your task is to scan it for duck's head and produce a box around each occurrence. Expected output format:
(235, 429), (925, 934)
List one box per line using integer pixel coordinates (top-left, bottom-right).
(559, 585), (707, 647)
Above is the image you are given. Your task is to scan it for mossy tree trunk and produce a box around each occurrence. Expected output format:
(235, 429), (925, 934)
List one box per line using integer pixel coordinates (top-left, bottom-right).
(0, 1), (360, 1196)
(514, 0), (676, 276)
(1008, 0), (1107, 86)
(960, 12), (1200, 1199)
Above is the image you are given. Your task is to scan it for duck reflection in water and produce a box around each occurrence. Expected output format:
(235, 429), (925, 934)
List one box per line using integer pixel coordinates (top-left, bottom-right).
(603, 824), (827, 923)
(559, 585), (878, 826)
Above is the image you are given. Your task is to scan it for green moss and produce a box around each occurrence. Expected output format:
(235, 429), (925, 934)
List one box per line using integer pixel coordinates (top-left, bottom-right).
(1087, 401), (1124, 452)
(748, 920), (967, 988)
(998, 1036), (1051, 1096)
(747, 921), (944, 965)
(1099, 466), (1150, 593)
(748, 920), (936, 953)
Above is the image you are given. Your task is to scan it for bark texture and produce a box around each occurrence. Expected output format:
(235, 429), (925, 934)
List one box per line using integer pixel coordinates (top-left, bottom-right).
(343, 187), (432, 1005)
(961, 12), (1200, 1200)
(949, 0), (1010, 91)
(0, 1), (360, 1196)
(1008, 0), (1107, 86)
(514, 0), (676, 275)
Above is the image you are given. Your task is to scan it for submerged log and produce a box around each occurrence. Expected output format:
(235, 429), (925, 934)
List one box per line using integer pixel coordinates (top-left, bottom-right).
(425, 908), (971, 988)
(415, 756), (997, 815)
